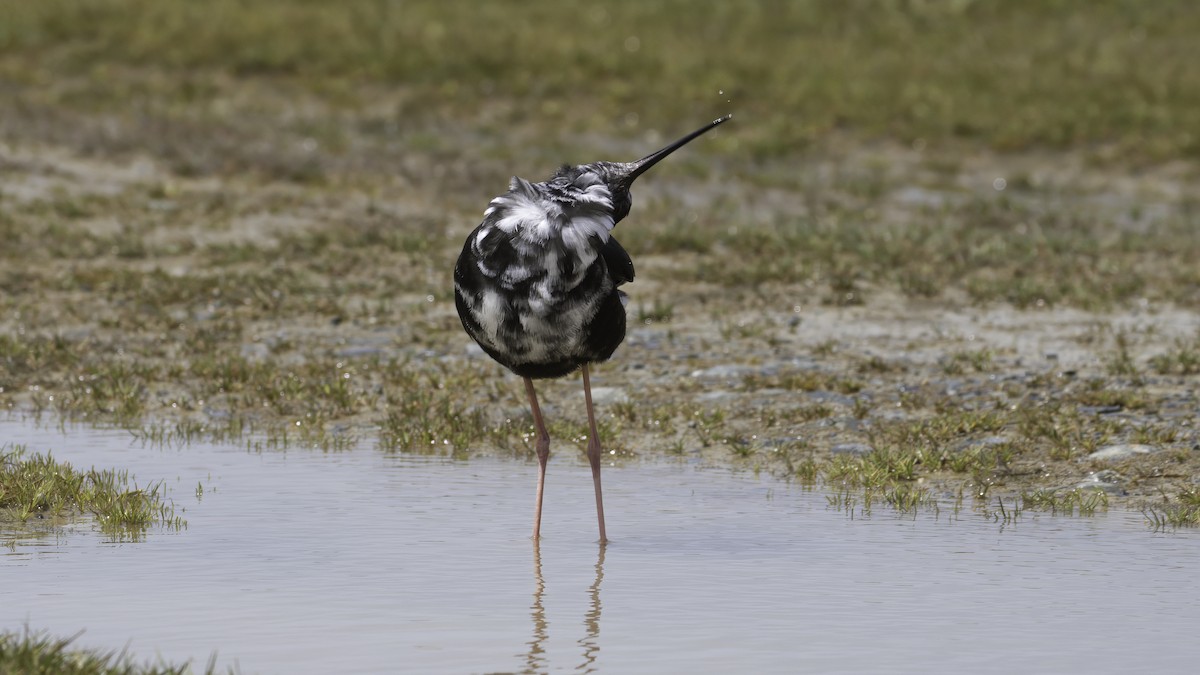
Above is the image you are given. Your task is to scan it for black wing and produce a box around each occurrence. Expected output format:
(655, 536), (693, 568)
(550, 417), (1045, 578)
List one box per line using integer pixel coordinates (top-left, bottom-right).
(600, 236), (635, 286)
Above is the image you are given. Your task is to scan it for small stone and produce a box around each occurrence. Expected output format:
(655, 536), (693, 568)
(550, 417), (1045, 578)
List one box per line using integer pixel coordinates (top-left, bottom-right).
(335, 346), (384, 358)
(808, 390), (856, 406)
(1079, 404), (1123, 416)
(587, 387), (629, 405)
(1087, 444), (1158, 461)
(240, 342), (270, 360)
(1074, 470), (1126, 494)
(690, 364), (752, 379)
(696, 390), (737, 403)
(951, 435), (1010, 453)
(830, 443), (873, 456)
(763, 436), (804, 448)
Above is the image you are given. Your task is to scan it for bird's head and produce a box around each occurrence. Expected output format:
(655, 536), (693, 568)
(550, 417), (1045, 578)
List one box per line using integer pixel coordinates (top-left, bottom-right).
(553, 115), (731, 226)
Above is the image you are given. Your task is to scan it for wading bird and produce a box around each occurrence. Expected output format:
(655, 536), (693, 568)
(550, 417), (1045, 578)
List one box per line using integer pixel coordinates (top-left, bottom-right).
(454, 115), (730, 542)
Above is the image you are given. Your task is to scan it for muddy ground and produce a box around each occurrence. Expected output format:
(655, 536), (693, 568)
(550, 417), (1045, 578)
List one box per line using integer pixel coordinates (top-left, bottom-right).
(2, 129), (1198, 521)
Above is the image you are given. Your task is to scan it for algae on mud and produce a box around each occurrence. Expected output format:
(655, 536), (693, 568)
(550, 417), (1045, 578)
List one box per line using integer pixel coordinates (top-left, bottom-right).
(0, 0), (1197, 519)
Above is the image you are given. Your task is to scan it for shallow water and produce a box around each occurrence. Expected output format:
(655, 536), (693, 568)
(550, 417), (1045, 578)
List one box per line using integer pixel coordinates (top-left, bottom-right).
(2, 418), (1198, 674)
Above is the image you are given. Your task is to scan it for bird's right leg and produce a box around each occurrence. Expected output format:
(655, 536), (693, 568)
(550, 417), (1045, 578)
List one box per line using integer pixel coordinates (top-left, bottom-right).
(581, 364), (608, 543)
(525, 377), (551, 539)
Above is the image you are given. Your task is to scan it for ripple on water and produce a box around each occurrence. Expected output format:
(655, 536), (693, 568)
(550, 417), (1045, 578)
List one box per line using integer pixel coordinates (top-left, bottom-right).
(2, 417), (1199, 674)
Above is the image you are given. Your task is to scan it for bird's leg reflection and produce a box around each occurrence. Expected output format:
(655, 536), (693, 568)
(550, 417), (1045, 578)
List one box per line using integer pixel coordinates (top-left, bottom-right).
(522, 542), (607, 673)
(576, 542), (606, 672)
(524, 539), (549, 673)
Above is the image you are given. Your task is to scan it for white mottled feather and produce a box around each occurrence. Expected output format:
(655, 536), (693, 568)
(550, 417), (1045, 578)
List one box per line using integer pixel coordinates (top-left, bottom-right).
(488, 172), (615, 247)
(561, 212), (613, 254)
(454, 163), (635, 377)
(477, 289), (507, 340)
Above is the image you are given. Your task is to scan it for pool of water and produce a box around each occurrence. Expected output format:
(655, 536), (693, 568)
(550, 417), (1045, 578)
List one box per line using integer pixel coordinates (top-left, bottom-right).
(2, 417), (1198, 673)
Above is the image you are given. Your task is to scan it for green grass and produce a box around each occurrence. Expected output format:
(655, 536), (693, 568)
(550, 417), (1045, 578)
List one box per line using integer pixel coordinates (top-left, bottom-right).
(0, 628), (221, 675)
(1, 1), (1198, 162)
(1021, 488), (1110, 516)
(1142, 488), (1200, 529)
(743, 370), (864, 395)
(635, 197), (1200, 309)
(1150, 332), (1200, 375)
(1, 444), (183, 540)
(940, 349), (995, 375)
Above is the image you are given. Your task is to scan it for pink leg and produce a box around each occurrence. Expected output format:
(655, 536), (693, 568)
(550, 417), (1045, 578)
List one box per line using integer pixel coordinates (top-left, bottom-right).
(581, 364), (608, 543)
(525, 377), (551, 540)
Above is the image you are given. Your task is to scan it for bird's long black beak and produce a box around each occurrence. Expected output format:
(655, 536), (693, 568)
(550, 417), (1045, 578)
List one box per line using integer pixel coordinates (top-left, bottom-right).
(621, 114), (732, 185)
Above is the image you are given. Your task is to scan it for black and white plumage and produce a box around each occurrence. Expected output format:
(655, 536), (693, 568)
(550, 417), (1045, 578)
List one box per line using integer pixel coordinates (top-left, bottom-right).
(454, 115), (730, 542)
(454, 167), (634, 379)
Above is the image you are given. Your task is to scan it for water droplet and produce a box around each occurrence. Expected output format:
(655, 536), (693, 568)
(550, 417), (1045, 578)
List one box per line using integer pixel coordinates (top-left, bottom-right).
(718, 89), (724, 95)
(993, 177), (1007, 191)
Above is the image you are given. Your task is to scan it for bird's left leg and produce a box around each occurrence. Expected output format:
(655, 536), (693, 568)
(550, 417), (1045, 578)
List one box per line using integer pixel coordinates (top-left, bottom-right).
(525, 377), (551, 540)
(581, 364), (608, 543)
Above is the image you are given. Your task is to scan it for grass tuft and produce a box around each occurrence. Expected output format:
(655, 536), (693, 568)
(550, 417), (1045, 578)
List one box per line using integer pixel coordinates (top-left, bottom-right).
(1142, 488), (1200, 529)
(1021, 488), (1109, 517)
(0, 627), (224, 675)
(1, 444), (184, 540)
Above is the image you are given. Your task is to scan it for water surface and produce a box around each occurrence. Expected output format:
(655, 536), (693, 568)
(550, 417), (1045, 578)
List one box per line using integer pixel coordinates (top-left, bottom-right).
(2, 418), (1198, 673)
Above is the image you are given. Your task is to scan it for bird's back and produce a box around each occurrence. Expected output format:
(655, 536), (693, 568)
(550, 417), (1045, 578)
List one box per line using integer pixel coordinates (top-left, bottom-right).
(454, 173), (632, 379)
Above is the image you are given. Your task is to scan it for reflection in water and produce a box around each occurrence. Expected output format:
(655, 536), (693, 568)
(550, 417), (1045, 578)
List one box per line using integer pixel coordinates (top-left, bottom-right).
(524, 541), (548, 674)
(521, 541), (607, 674)
(577, 543), (606, 672)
